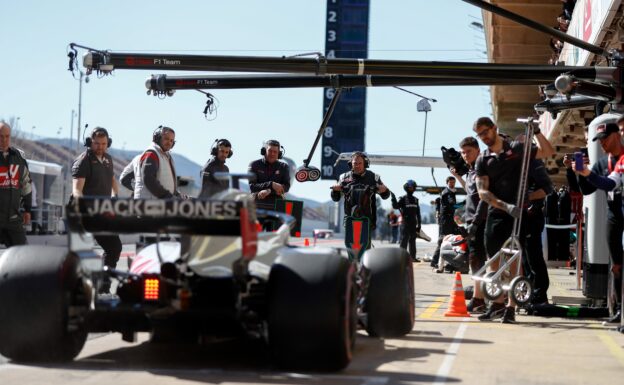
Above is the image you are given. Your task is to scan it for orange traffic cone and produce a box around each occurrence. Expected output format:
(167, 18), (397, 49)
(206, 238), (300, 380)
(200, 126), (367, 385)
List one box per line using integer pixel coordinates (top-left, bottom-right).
(444, 272), (470, 317)
(304, 238), (310, 247)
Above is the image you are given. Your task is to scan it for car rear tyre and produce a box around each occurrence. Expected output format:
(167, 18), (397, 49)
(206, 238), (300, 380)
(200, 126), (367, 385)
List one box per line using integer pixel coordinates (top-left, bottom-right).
(0, 246), (89, 362)
(363, 247), (415, 337)
(268, 250), (356, 371)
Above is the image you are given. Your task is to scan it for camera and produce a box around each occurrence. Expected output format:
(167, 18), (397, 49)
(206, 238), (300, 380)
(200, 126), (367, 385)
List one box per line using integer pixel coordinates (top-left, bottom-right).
(441, 146), (469, 176)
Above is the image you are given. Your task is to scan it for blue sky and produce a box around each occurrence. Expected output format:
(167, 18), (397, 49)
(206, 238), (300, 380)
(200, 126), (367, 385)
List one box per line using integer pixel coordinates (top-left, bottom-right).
(1, 0), (492, 206)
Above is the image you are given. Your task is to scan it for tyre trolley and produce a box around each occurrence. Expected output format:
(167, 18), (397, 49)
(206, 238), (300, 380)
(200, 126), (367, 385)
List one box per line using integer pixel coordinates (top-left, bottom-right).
(471, 117), (537, 307)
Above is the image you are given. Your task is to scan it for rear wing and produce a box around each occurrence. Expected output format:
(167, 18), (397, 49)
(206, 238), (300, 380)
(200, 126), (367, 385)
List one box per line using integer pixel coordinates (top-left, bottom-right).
(66, 197), (253, 236)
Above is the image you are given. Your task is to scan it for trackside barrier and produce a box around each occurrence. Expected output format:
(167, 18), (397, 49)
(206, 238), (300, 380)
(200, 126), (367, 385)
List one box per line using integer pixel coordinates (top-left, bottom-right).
(544, 222), (581, 290)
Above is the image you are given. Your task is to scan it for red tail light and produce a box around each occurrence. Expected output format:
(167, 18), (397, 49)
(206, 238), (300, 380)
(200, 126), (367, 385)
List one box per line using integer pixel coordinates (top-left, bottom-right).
(240, 207), (258, 260)
(144, 278), (160, 301)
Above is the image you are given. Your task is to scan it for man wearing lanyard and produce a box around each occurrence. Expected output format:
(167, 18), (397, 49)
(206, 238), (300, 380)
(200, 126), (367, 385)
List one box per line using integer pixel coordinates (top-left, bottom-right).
(249, 140), (291, 230)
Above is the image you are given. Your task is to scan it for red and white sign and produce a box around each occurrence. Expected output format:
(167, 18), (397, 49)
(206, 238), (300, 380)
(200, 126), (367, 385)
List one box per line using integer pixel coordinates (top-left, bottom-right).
(583, 0), (593, 41)
(0, 165), (20, 188)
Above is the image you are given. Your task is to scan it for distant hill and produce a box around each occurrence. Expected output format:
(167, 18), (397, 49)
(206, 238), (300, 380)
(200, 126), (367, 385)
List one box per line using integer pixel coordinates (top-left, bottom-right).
(40, 138), (203, 187)
(18, 135), (332, 220)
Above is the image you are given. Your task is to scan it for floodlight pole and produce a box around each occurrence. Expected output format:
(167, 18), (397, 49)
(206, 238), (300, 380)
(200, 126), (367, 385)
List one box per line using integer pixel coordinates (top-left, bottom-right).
(422, 111), (428, 157)
(76, 70), (89, 151)
(417, 99), (432, 156)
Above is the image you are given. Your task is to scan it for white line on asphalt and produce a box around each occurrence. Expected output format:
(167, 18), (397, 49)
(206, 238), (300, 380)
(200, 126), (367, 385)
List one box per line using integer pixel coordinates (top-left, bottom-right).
(432, 322), (467, 385)
(0, 362), (391, 385)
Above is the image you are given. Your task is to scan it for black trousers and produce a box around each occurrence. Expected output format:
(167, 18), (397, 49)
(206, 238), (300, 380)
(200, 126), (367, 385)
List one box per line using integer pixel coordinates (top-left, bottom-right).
(0, 220), (27, 247)
(546, 225), (569, 261)
(94, 234), (122, 268)
(523, 208), (550, 302)
(467, 221), (486, 275)
(400, 225), (417, 259)
(484, 210), (528, 260)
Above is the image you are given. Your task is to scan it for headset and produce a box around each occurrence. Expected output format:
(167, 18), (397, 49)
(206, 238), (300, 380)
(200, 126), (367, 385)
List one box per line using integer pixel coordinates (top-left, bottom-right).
(347, 151), (370, 169)
(211, 138), (233, 158)
(153, 125), (176, 148)
(84, 127), (112, 148)
(260, 139), (284, 159)
(404, 179), (417, 192)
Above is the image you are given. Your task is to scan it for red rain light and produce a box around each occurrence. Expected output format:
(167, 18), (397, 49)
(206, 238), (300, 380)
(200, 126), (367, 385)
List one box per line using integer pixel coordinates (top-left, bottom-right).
(144, 278), (160, 300)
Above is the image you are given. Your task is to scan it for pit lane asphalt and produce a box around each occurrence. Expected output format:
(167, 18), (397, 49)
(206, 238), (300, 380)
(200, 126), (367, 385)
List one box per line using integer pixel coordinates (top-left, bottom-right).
(1, 225), (624, 385)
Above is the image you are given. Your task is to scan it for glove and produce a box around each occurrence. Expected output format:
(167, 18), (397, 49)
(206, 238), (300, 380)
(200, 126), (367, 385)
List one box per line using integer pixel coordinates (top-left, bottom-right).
(416, 226), (421, 233)
(504, 203), (522, 219)
(531, 122), (541, 135)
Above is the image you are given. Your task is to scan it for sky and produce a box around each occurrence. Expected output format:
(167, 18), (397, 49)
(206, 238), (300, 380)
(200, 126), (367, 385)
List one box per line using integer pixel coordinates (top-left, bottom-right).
(0, 0), (492, 207)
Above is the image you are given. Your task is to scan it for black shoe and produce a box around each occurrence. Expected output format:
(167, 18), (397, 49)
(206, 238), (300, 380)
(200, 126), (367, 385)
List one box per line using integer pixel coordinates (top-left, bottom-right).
(412, 257), (421, 263)
(531, 296), (549, 306)
(442, 253), (469, 272)
(467, 297), (486, 313)
(500, 306), (516, 324)
(478, 302), (506, 321)
(606, 310), (622, 324)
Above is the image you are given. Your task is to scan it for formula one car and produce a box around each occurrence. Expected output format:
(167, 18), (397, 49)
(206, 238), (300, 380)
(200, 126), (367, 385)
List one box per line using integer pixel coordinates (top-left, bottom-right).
(0, 188), (414, 370)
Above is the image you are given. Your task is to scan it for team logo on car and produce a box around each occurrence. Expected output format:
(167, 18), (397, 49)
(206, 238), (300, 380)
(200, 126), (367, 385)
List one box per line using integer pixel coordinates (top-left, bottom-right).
(345, 216), (370, 261)
(86, 198), (240, 218)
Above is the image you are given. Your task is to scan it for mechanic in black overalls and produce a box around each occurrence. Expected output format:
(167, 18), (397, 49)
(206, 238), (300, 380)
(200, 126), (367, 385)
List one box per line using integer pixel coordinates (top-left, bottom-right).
(199, 139), (233, 198)
(331, 152), (390, 247)
(452, 136), (487, 312)
(473, 116), (554, 323)
(248, 140), (290, 229)
(524, 158), (554, 305)
(391, 179), (422, 262)
(431, 176), (459, 270)
(71, 127), (121, 293)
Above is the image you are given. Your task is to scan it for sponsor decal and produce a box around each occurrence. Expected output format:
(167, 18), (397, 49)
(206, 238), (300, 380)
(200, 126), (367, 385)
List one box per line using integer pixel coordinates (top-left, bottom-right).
(274, 199), (304, 237)
(86, 199), (240, 218)
(0, 165), (20, 188)
(345, 216), (370, 261)
(175, 79), (197, 86)
(125, 57), (152, 66)
(154, 58), (182, 65)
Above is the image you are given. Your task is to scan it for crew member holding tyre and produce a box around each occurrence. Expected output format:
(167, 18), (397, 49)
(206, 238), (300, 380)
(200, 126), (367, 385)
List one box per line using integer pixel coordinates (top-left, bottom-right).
(199, 138), (233, 198)
(248, 139), (290, 210)
(71, 126), (121, 287)
(0, 122), (32, 246)
(331, 151), (390, 241)
(391, 179), (422, 262)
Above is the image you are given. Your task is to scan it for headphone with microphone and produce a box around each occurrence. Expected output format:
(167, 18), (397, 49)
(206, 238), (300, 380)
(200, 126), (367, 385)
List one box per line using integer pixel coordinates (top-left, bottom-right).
(211, 138), (233, 158)
(347, 151), (370, 169)
(260, 139), (284, 159)
(153, 125), (176, 149)
(84, 126), (112, 148)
